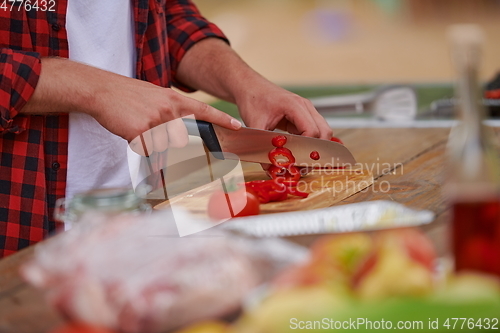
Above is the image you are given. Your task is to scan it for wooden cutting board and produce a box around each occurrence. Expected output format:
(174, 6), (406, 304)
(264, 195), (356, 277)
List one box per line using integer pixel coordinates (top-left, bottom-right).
(154, 168), (373, 217)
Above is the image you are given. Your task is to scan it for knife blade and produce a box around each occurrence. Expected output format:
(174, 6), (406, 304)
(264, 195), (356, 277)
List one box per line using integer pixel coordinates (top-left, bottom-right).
(183, 119), (356, 167)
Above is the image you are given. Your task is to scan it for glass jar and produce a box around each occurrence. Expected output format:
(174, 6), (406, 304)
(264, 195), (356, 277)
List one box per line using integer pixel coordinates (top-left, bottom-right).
(446, 25), (500, 277)
(54, 187), (151, 225)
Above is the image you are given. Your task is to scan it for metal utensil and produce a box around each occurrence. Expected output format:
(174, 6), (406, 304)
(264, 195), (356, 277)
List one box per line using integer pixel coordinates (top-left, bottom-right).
(221, 200), (434, 237)
(309, 85), (418, 121)
(418, 97), (500, 118)
(182, 119), (356, 167)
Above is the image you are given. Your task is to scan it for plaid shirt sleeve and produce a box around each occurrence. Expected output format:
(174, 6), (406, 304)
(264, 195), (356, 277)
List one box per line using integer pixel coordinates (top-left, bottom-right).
(164, 0), (229, 91)
(0, 48), (41, 135)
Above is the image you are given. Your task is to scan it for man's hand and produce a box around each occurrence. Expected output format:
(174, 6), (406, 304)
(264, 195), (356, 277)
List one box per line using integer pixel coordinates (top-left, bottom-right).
(21, 57), (242, 152)
(233, 80), (333, 140)
(176, 38), (332, 139)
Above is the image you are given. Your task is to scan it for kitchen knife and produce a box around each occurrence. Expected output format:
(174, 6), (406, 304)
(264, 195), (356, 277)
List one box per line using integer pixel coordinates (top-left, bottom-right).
(182, 119), (356, 167)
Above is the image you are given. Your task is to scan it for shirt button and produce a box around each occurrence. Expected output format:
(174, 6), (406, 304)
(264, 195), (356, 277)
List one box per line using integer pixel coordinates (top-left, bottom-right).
(51, 24), (60, 32)
(51, 162), (60, 171)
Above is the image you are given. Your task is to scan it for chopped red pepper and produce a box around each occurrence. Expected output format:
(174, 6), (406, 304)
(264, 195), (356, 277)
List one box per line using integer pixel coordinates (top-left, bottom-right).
(285, 165), (301, 182)
(272, 135), (288, 148)
(330, 137), (344, 145)
(310, 151), (320, 160)
(285, 186), (309, 198)
(268, 165), (300, 184)
(245, 180), (287, 203)
(267, 165), (287, 179)
(245, 179), (309, 202)
(254, 134), (310, 202)
(268, 147), (296, 167)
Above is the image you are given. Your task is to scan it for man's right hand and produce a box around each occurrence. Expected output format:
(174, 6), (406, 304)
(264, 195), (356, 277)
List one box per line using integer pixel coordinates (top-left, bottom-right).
(21, 57), (241, 152)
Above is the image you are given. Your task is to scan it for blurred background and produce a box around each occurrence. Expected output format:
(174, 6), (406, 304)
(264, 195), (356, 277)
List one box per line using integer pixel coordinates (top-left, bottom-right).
(186, 0), (500, 109)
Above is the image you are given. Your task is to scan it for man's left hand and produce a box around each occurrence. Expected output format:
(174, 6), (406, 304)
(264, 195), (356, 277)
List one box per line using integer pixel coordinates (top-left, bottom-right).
(235, 80), (332, 140)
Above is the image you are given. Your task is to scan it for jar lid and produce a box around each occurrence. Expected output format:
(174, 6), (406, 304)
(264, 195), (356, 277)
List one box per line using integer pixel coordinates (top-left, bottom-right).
(71, 188), (143, 212)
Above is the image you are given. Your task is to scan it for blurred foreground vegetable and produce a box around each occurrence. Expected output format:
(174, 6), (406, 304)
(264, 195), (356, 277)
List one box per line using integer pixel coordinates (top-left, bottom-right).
(177, 228), (500, 333)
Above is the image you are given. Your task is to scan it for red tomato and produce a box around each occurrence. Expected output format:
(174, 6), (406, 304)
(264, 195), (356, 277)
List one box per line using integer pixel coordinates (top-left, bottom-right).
(207, 186), (260, 220)
(330, 136), (344, 145)
(50, 323), (116, 333)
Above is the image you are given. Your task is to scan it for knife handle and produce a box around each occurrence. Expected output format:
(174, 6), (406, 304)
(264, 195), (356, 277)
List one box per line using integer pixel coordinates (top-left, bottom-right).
(182, 118), (224, 160)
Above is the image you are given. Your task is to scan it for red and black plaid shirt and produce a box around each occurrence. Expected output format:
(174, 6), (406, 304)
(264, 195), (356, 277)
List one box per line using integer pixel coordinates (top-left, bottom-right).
(0, 0), (227, 257)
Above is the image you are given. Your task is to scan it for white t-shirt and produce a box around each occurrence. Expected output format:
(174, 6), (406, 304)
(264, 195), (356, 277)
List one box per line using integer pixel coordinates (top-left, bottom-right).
(65, 0), (136, 201)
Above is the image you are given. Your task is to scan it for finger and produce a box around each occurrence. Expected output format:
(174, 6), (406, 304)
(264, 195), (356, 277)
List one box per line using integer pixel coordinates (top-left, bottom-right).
(285, 121), (301, 136)
(176, 95), (242, 130)
(141, 130), (154, 157)
(151, 123), (169, 152)
(129, 132), (154, 156)
(305, 102), (334, 140)
(165, 118), (189, 148)
(283, 106), (321, 138)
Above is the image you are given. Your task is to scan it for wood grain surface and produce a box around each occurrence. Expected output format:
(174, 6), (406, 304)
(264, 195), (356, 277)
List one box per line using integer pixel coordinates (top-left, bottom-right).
(154, 169), (374, 216)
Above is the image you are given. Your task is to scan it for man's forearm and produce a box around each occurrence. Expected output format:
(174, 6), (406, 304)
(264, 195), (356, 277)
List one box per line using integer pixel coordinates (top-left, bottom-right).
(19, 56), (241, 142)
(176, 38), (269, 105)
(21, 57), (113, 116)
(21, 57), (91, 115)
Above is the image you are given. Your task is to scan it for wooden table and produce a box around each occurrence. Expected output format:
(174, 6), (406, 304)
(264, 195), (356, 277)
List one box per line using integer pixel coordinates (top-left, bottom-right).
(0, 126), (453, 333)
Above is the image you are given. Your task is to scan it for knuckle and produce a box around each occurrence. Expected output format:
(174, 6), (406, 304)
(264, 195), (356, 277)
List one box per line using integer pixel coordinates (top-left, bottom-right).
(303, 98), (315, 108)
(164, 87), (177, 99)
(311, 128), (321, 138)
(199, 102), (211, 115)
(148, 114), (163, 128)
(289, 93), (300, 101)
